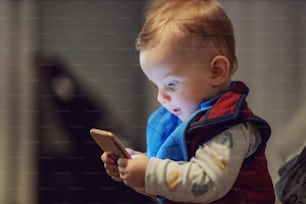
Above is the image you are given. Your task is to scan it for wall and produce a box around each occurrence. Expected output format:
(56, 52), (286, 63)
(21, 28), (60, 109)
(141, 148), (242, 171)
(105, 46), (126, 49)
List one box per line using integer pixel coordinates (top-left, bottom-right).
(219, 0), (306, 185)
(37, 0), (149, 149)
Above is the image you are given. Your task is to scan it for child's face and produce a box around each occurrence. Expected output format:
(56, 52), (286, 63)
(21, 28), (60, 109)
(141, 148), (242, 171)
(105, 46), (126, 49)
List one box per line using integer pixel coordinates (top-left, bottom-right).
(140, 44), (217, 121)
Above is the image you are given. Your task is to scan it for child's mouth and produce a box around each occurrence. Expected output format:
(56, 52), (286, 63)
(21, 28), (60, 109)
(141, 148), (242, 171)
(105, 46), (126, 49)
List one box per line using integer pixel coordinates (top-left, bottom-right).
(173, 108), (181, 116)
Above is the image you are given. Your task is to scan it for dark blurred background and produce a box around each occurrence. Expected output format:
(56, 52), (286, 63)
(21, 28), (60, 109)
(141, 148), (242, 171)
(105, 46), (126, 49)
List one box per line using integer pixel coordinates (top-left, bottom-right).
(0, 0), (305, 203)
(35, 1), (154, 203)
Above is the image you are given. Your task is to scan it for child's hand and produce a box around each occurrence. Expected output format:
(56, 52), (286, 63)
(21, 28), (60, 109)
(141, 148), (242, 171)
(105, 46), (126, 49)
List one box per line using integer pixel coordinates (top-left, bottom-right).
(126, 148), (146, 158)
(117, 154), (148, 188)
(101, 152), (122, 182)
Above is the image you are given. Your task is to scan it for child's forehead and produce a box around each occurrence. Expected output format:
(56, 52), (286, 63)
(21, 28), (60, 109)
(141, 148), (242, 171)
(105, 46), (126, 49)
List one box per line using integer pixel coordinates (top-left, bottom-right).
(142, 42), (192, 62)
(159, 39), (216, 61)
(140, 42), (212, 71)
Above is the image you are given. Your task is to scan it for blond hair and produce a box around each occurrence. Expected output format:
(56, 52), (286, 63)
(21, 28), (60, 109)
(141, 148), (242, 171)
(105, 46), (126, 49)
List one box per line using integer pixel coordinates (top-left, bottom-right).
(136, 0), (238, 72)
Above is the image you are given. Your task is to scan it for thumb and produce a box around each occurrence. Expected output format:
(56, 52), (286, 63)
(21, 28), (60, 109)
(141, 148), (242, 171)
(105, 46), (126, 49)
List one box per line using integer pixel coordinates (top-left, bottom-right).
(117, 158), (128, 167)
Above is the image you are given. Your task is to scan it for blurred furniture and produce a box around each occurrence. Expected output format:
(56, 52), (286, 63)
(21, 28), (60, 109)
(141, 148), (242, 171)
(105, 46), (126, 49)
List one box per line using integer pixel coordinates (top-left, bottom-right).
(34, 54), (154, 204)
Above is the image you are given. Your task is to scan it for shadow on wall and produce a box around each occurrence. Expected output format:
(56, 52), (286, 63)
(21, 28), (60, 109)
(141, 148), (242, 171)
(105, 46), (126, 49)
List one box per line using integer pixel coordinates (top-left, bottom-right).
(34, 53), (154, 204)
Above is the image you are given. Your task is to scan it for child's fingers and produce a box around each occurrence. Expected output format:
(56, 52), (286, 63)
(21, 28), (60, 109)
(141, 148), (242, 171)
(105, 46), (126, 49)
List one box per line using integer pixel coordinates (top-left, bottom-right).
(106, 168), (120, 178)
(104, 163), (119, 173)
(101, 152), (123, 183)
(111, 176), (122, 182)
(104, 163), (120, 177)
(101, 152), (119, 164)
(107, 167), (122, 182)
(117, 158), (128, 167)
(125, 148), (134, 153)
(117, 158), (128, 181)
(125, 148), (143, 157)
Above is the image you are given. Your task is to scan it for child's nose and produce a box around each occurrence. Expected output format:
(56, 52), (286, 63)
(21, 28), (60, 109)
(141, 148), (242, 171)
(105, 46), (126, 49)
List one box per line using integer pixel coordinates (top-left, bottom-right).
(157, 92), (170, 104)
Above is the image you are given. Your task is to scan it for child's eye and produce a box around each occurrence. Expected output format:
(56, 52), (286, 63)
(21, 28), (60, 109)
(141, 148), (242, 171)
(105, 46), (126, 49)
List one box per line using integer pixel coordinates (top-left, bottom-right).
(167, 80), (179, 90)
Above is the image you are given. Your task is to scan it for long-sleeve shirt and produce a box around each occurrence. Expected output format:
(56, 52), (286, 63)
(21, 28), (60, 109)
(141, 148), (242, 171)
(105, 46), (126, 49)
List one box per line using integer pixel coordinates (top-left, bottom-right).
(144, 122), (261, 203)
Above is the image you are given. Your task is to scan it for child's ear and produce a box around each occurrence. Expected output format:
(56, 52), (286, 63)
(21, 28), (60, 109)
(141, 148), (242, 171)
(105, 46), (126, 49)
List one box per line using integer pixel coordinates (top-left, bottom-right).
(209, 55), (231, 86)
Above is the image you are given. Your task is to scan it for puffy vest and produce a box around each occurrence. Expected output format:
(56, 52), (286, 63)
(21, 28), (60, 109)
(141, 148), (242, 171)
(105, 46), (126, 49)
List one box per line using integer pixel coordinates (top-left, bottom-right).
(146, 81), (275, 204)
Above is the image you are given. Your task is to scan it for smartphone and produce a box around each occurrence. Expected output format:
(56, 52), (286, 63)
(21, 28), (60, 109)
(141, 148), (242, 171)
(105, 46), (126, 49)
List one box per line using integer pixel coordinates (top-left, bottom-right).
(90, 128), (131, 159)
